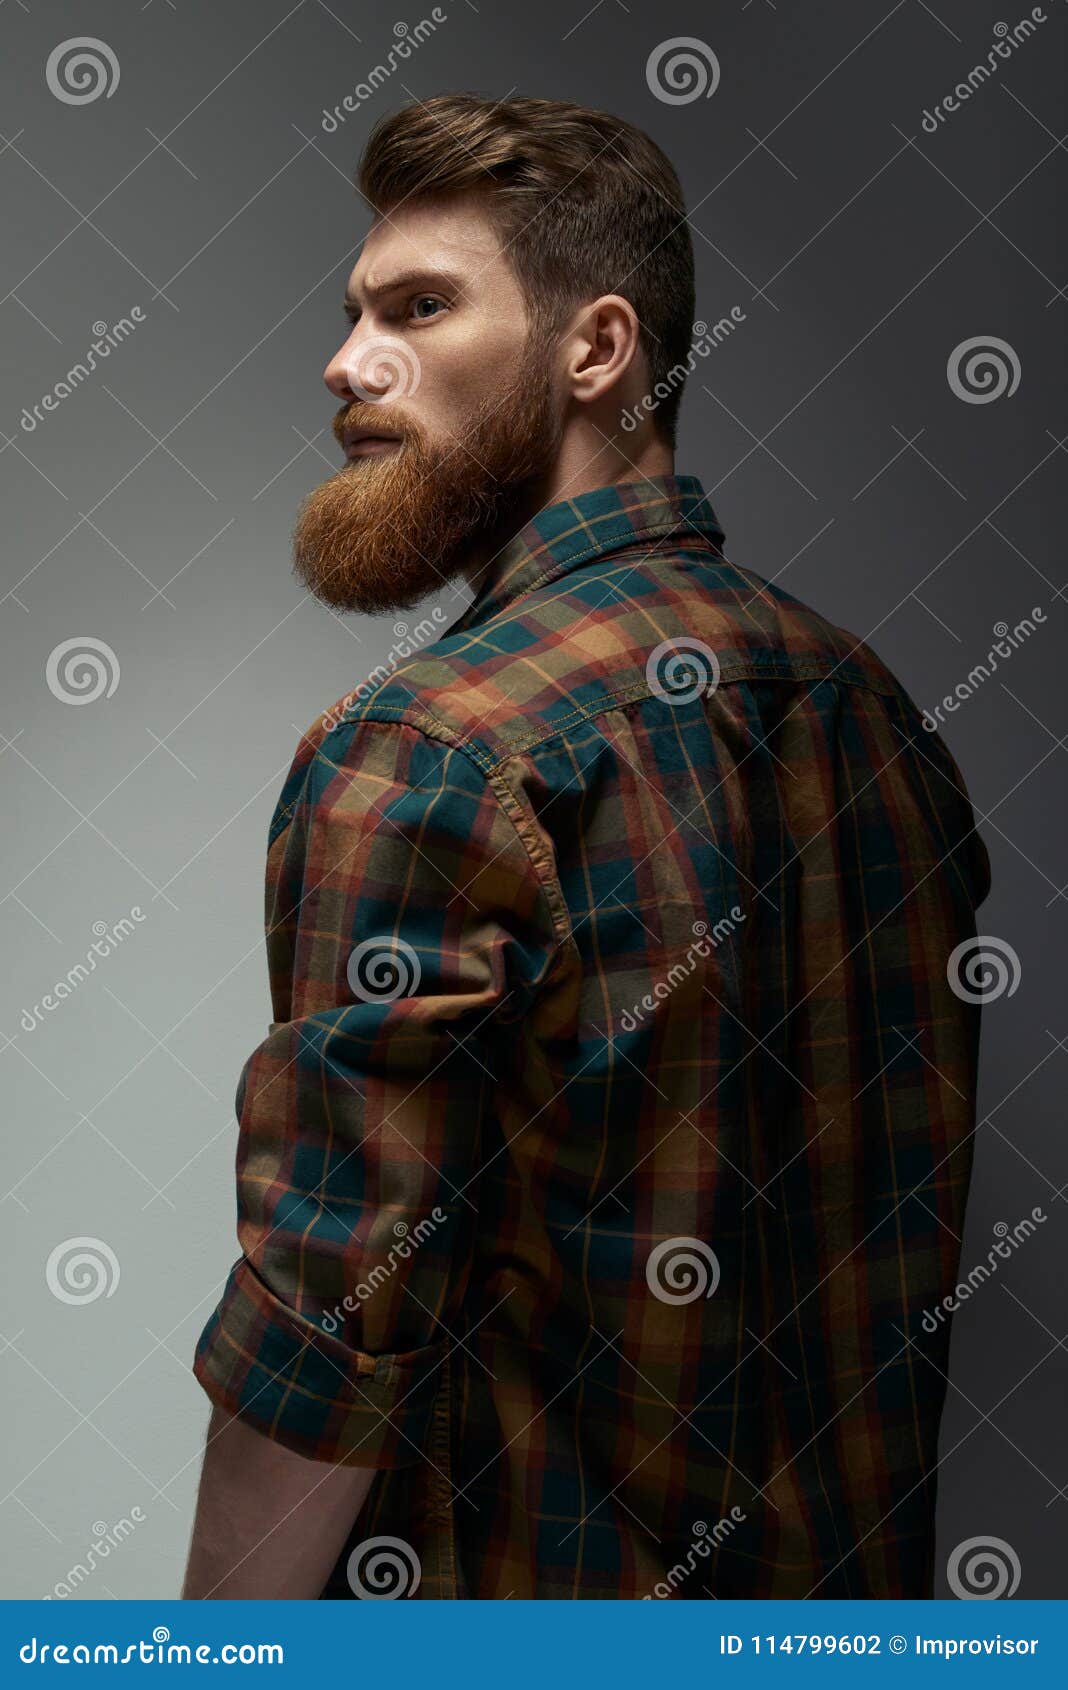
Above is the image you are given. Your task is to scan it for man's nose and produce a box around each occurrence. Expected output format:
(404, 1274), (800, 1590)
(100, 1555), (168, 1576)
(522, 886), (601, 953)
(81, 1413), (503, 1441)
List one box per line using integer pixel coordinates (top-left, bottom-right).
(323, 329), (394, 402)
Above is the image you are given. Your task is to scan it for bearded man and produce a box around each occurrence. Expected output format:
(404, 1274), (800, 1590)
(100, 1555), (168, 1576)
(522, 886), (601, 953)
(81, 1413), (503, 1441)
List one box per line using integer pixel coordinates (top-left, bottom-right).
(183, 94), (991, 1601)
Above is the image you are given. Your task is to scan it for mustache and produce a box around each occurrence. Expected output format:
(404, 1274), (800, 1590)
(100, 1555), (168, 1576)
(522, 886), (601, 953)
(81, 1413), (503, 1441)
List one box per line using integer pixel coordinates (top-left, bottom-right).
(331, 403), (417, 450)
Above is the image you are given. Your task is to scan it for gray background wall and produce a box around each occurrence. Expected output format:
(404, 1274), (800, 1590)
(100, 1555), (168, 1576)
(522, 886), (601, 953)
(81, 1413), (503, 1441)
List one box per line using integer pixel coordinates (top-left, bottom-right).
(1, 0), (1064, 1600)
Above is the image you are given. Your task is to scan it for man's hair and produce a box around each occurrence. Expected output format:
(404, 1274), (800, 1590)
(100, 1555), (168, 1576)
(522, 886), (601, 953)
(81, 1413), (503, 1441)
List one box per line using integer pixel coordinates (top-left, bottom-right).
(357, 93), (696, 447)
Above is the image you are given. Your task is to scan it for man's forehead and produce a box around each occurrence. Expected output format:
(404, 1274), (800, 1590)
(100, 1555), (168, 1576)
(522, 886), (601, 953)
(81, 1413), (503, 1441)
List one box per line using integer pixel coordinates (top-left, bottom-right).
(349, 204), (507, 296)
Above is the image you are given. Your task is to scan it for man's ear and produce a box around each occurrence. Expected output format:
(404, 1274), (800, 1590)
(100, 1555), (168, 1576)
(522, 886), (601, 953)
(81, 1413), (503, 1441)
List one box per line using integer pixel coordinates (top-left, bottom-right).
(562, 295), (643, 409)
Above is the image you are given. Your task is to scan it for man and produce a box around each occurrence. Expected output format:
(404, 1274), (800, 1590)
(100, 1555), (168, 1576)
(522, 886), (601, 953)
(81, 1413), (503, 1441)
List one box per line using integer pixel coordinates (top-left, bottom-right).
(183, 94), (991, 1600)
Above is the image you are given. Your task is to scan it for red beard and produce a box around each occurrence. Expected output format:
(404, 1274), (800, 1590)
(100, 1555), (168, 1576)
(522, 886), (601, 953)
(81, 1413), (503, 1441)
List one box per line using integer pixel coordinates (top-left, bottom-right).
(292, 344), (560, 615)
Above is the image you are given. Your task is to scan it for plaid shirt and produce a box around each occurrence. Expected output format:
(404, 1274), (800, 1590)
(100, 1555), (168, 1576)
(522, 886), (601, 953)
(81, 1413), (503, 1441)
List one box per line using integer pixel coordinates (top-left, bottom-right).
(193, 475), (991, 1599)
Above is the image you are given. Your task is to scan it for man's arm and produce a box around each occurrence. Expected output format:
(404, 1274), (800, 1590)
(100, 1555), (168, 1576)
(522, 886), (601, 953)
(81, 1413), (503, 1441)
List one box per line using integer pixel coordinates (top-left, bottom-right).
(182, 1403), (377, 1599)
(187, 718), (565, 1590)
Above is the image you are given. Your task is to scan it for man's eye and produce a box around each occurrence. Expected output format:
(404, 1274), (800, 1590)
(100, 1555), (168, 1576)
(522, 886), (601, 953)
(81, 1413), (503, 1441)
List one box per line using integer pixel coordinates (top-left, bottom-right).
(409, 296), (445, 321)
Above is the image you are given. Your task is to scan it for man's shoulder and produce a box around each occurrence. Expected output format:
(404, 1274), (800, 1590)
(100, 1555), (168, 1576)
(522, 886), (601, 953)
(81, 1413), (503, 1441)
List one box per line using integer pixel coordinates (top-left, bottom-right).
(304, 638), (535, 782)
(308, 545), (913, 778)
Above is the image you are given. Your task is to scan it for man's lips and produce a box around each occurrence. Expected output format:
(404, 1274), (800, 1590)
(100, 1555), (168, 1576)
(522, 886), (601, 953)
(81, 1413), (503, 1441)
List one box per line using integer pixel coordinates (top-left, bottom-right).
(343, 432), (402, 460)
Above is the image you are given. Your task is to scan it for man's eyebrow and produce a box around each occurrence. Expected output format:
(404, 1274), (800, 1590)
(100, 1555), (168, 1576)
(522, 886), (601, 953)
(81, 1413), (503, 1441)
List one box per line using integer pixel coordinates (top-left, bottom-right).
(343, 268), (466, 313)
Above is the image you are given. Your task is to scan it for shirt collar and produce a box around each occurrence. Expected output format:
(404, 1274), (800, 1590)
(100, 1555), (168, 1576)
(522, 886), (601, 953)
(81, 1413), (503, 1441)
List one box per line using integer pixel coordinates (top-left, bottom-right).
(445, 473), (726, 636)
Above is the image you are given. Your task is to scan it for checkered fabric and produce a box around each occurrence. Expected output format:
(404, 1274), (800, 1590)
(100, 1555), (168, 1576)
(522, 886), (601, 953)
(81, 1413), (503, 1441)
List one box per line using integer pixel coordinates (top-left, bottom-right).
(193, 474), (991, 1599)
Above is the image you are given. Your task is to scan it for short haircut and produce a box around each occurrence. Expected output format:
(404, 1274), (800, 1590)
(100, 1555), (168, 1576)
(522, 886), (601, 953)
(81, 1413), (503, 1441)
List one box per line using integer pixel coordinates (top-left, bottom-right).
(357, 93), (696, 446)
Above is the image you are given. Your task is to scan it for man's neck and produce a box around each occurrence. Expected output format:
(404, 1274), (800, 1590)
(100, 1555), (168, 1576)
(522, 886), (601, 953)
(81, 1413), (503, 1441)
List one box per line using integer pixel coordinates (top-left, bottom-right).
(461, 434), (676, 594)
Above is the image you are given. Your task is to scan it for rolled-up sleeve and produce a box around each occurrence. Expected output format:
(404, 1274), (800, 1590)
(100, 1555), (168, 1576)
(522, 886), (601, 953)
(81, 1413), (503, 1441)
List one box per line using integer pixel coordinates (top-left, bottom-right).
(192, 712), (566, 1466)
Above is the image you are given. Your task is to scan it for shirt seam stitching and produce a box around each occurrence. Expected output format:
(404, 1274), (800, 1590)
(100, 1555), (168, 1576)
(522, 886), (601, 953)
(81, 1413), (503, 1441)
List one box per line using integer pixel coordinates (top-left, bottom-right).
(480, 668), (896, 761)
(282, 713), (575, 981)
(270, 657), (896, 849)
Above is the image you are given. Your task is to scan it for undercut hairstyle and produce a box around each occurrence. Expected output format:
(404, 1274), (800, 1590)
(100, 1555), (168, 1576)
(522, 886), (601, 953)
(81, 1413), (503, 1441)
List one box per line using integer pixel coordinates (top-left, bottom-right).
(357, 93), (697, 447)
